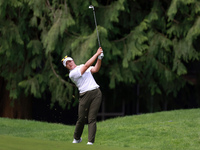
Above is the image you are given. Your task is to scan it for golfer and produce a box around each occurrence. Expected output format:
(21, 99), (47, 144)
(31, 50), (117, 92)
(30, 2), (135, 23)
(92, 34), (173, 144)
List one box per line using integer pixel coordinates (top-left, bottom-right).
(61, 47), (103, 145)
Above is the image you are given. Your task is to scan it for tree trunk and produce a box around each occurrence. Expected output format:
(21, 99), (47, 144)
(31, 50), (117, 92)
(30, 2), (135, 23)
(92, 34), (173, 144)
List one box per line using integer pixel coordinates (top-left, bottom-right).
(0, 77), (32, 119)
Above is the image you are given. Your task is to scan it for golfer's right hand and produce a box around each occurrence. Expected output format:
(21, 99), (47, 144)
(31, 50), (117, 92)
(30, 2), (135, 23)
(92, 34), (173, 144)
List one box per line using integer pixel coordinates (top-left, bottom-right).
(97, 47), (104, 59)
(97, 47), (103, 55)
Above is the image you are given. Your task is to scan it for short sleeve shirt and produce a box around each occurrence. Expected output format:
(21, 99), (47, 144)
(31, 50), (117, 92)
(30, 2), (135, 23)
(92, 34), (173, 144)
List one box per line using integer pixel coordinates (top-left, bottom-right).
(69, 64), (99, 93)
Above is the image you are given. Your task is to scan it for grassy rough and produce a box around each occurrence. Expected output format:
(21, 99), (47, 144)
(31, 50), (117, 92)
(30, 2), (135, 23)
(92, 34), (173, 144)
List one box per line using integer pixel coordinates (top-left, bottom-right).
(0, 109), (200, 150)
(97, 109), (200, 149)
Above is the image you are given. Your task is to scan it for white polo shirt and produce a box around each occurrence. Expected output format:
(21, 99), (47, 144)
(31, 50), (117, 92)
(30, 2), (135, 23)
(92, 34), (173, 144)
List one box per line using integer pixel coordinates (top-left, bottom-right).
(69, 64), (99, 93)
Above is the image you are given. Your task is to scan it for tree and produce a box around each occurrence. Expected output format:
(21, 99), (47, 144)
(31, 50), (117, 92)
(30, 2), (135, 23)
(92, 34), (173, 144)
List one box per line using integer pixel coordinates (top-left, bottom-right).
(0, 0), (200, 117)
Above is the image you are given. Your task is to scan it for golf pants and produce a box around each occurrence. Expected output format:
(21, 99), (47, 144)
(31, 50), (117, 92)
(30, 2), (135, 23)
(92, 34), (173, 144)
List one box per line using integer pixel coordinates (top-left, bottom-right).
(74, 88), (102, 143)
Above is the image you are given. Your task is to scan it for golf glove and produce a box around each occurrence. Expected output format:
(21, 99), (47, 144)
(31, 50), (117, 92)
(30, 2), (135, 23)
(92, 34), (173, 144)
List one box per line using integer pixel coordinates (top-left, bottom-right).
(98, 52), (104, 60)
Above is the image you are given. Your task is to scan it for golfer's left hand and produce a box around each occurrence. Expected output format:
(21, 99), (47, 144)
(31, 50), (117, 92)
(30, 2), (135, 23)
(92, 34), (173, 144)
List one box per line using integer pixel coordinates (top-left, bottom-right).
(98, 52), (104, 59)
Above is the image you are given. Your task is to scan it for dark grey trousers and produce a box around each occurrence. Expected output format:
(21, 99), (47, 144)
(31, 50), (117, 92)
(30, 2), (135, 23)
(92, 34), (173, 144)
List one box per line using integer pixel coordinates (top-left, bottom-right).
(73, 88), (102, 143)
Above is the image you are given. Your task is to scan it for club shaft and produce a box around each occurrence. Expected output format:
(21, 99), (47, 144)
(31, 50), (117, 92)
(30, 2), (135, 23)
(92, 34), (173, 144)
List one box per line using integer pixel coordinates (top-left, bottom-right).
(92, 10), (101, 47)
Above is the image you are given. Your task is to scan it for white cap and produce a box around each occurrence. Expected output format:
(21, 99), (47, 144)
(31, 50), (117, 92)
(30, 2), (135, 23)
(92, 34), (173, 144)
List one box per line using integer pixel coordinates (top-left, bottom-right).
(61, 56), (73, 67)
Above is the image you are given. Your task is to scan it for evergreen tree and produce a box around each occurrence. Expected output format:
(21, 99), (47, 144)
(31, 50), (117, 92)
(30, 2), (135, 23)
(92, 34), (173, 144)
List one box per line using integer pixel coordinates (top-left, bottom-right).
(0, 0), (199, 113)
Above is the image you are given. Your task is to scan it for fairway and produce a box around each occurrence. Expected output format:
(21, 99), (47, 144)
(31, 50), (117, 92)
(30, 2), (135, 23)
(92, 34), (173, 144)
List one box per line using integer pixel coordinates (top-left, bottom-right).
(0, 109), (200, 150)
(0, 135), (135, 150)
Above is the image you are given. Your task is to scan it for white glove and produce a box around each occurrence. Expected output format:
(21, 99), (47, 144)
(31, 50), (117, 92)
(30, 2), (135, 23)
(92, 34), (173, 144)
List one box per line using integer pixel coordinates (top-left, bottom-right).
(98, 52), (104, 60)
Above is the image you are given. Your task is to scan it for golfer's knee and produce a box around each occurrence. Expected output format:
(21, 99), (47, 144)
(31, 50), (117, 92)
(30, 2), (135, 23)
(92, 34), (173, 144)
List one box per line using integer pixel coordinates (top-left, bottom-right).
(88, 118), (96, 124)
(77, 116), (87, 123)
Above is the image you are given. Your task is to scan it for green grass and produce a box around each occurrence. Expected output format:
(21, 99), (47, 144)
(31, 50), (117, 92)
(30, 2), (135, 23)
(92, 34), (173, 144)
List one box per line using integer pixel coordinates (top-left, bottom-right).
(0, 109), (200, 150)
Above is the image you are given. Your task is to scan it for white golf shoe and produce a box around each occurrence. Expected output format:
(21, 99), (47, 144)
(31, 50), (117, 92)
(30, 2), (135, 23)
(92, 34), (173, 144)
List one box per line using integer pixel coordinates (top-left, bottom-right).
(87, 142), (93, 145)
(72, 137), (82, 143)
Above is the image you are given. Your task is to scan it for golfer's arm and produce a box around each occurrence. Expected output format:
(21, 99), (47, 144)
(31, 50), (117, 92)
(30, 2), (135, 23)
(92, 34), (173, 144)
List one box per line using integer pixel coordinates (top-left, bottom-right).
(91, 59), (101, 74)
(80, 53), (99, 75)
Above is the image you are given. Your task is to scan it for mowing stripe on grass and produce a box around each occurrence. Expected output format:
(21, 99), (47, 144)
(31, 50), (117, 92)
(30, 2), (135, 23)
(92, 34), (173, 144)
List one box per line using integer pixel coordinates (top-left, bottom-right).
(0, 135), (138, 150)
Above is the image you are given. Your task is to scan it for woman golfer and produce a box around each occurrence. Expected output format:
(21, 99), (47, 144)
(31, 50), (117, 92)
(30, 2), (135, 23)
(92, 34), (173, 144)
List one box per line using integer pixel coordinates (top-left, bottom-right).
(61, 47), (103, 145)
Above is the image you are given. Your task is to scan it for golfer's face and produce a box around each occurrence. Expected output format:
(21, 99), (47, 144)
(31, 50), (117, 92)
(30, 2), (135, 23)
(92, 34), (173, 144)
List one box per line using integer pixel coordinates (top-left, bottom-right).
(66, 60), (76, 70)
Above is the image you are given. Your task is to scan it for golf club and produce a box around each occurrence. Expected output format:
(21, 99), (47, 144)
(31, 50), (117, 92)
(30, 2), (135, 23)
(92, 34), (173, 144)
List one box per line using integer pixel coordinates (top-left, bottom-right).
(89, 5), (104, 58)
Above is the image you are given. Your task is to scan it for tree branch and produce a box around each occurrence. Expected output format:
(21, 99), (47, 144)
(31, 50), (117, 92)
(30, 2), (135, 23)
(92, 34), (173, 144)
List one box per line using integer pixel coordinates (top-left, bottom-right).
(112, 32), (133, 43)
(161, 6), (179, 24)
(48, 53), (75, 87)
(46, 0), (56, 18)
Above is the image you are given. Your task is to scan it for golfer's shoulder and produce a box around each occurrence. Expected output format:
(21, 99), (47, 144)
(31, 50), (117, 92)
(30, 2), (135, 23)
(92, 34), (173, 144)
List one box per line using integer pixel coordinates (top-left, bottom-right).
(69, 65), (83, 77)
(72, 64), (83, 71)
